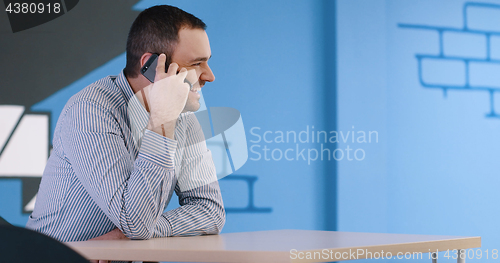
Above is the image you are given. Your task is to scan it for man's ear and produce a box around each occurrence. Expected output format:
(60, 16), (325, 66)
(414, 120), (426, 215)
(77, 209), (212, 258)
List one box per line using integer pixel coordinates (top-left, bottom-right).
(139, 53), (154, 68)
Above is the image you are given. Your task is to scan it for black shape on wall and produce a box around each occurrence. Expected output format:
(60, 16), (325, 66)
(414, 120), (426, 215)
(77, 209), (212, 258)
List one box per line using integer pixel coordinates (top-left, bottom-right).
(0, 0), (140, 108)
(22, 177), (42, 212)
(64, 0), (78, 12)
(3, 0), (74, 33)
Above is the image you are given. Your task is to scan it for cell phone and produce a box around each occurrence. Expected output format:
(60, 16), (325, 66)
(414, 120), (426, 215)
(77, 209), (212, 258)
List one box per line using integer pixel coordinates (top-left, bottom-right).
(140, 53), (159, 83)
(140, 53), (193, 89)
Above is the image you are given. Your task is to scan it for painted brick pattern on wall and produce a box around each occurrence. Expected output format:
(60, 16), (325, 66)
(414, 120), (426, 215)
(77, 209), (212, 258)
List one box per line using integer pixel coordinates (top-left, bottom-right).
(400, 2), (500, 118)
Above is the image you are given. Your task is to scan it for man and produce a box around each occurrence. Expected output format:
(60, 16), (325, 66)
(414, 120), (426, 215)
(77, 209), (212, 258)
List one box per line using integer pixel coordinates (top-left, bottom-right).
(26, 5), (225, 242)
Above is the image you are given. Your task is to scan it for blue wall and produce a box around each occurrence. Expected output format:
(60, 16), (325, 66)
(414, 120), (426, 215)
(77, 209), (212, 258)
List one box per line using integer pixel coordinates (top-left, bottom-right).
(150, 0), (335, 233)
(338, 0), (500, 262)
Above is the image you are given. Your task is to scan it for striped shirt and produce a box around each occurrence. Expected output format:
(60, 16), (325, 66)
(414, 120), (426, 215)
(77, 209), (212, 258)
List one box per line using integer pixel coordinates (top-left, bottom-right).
(26, 71), (225, 242)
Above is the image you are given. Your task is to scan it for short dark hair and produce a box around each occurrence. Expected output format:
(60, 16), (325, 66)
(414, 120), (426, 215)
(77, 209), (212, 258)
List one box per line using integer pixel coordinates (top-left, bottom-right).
(123, 5), (206, 78)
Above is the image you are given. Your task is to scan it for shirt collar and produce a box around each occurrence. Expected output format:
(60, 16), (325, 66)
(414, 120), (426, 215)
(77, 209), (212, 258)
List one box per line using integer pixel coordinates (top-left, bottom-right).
(115, 70), (136, 104)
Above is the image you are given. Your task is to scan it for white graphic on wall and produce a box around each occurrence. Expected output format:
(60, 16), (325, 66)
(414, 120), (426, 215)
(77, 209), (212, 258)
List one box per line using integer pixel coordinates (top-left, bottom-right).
(0, 105), (49, 212)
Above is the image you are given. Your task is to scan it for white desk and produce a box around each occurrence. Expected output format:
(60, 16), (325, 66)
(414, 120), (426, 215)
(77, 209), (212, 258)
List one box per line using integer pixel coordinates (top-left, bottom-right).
(66, 229), (481, 263)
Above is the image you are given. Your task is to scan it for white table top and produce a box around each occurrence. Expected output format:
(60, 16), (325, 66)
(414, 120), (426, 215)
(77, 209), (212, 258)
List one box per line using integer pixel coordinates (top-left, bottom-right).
(66, 229), (481, 263)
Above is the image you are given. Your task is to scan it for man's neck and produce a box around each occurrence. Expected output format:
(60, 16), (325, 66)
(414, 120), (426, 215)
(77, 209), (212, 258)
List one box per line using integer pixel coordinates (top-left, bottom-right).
(126, 74), (151, 112)
(126, 74), (150, 94)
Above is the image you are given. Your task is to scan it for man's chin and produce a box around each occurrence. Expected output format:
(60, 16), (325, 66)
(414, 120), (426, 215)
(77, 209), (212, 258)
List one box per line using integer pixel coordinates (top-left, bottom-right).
(182, 102), (201, 113)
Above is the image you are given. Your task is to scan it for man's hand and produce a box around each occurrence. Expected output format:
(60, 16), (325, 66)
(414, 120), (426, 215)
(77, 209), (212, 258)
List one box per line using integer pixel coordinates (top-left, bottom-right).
(145, 53), (191, 138)
(88, 228), (128, 263)
(89, 227), (128, 241)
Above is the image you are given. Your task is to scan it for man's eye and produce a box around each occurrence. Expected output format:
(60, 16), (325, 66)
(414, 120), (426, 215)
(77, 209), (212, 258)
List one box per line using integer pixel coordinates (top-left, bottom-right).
(192, 63), (201, 66)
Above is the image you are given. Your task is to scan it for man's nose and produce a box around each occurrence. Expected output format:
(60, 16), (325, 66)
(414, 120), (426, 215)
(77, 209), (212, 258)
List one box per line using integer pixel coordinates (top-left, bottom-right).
(202, 65), (215, 82)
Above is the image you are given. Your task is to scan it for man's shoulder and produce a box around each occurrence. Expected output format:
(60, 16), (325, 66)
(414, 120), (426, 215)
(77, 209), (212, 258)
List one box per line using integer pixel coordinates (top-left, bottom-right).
(66, 75), (125, 111)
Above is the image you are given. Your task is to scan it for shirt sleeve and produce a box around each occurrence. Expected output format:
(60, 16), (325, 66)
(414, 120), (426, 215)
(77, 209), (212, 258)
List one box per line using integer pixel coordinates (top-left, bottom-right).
(61, 100), (176, 240)
(152, 113), (226, 237)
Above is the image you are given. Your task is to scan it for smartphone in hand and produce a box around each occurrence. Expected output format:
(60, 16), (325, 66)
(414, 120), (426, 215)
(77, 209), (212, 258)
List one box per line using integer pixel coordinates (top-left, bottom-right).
(140, 53), (159, 83)
(140, 53), (194, 89)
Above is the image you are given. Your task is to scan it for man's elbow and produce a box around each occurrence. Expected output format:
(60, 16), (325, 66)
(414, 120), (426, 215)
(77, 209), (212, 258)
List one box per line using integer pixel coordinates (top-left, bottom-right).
(126, 231), (153, 240)
(122, 224), (154, 240)
(213, 207), (226, 234)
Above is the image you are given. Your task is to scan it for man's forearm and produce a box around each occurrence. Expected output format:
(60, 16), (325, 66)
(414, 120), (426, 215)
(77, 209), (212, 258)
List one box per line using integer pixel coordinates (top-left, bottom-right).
(152, 182), (225, 238)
